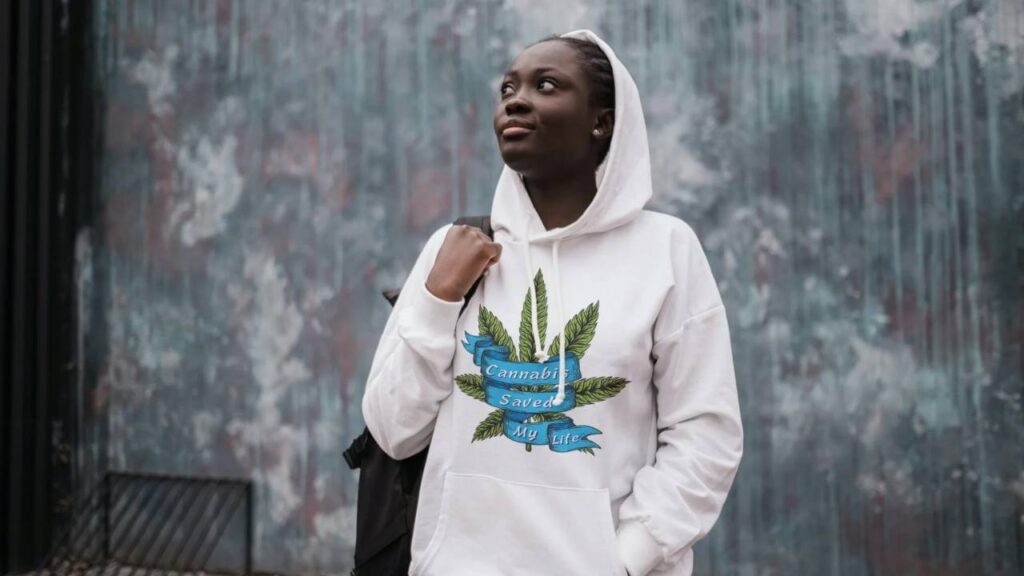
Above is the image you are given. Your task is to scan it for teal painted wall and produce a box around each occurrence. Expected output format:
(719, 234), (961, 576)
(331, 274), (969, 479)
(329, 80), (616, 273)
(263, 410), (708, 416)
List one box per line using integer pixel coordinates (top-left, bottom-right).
(82, 0), (1023, 573)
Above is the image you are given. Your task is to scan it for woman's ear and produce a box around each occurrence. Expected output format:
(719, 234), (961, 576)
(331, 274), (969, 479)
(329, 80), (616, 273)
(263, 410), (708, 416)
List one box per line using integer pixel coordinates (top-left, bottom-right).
(592, 108), (614, 140)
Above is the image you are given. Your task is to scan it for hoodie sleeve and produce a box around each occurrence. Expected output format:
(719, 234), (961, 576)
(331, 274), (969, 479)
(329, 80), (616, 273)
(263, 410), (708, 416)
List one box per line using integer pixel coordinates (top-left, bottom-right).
(361, 224), (465, 460)
(615, 221), (744, 576)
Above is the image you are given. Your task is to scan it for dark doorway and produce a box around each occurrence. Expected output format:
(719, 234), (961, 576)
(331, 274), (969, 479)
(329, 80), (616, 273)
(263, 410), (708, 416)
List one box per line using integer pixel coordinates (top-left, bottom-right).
(1, 0), (94, 572)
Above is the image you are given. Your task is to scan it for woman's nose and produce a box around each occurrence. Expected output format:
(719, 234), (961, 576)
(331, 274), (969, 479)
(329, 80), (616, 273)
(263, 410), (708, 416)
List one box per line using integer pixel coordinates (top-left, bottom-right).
(504, 94), (530, 114)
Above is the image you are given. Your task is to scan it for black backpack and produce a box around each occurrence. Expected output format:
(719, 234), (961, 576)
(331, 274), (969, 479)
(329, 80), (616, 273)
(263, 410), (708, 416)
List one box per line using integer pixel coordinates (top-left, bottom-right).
(344, 215), (493, 576)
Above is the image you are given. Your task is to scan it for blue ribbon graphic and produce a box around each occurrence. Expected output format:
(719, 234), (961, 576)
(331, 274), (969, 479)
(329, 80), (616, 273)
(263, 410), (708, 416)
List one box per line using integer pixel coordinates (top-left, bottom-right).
(462, 333), (602, 452)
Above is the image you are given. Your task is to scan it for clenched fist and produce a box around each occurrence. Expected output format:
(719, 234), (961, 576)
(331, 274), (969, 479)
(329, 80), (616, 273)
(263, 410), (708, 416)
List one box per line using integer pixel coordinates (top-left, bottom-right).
(425, 225), (502, 302)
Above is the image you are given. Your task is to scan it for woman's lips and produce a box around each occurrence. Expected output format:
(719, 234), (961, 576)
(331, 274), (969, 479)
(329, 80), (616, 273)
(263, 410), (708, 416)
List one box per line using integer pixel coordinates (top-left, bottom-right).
(501, 126), (533, 139)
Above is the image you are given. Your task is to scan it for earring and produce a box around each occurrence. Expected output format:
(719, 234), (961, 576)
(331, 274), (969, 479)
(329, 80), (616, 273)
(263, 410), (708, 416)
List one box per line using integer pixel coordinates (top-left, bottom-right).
(592, 129), (601, 136)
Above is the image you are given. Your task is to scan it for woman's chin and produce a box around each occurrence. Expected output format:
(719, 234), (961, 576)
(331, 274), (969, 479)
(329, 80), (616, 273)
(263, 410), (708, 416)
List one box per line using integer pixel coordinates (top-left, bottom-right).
(497, 146), (540, 173)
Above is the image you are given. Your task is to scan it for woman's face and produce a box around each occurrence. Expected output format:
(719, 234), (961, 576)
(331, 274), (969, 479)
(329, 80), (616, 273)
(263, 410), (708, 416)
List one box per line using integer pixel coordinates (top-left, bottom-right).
(493, 41), (603, 178)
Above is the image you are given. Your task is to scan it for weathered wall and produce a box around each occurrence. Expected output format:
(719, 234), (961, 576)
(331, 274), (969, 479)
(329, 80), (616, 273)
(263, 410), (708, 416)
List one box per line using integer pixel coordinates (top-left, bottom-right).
(81, 0), (1023, 573)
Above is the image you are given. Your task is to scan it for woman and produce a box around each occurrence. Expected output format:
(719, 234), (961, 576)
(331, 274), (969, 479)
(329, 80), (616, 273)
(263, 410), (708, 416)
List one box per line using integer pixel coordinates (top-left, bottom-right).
(362, 29), (743, 576)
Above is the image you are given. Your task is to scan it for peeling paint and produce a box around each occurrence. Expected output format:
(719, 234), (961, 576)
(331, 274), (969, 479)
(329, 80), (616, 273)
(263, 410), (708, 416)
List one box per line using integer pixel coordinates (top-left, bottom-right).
(174, 134), (243, 246)
(131, 45), (179, 117)
(83, 0), (1024, 573)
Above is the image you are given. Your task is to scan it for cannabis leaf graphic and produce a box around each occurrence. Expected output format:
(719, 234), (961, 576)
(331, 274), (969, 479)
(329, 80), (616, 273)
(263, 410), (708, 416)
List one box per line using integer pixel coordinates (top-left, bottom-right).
(472, 409), (505, 442)
(523, 412), (565, 423)
(545, 302), (599, 360)
(479, 306), (517, 361)
(572, 377), (629, 407)
(455, 374), (485, 401)
(510, 384), (552, 392)
(455, 268), (626, 455)
(519, 270), (548, 361)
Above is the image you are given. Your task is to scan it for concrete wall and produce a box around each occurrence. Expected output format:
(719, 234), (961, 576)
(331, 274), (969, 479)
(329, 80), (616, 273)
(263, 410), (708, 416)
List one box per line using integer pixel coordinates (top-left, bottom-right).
(81, 0), (1023, 573)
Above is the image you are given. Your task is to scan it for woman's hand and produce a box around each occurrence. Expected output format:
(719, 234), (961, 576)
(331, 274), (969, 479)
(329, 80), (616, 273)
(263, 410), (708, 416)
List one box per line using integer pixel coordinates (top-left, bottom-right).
(425, 225), (502, 302)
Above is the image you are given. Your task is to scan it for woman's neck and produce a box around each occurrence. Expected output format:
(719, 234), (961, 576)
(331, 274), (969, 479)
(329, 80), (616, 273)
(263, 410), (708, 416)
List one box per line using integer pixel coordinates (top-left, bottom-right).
(523, 170), (597, 231)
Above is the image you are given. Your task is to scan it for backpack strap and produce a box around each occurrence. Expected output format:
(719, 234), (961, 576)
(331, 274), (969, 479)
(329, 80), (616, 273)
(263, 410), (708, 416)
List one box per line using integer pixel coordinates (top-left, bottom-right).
(453, 215), (492, 235)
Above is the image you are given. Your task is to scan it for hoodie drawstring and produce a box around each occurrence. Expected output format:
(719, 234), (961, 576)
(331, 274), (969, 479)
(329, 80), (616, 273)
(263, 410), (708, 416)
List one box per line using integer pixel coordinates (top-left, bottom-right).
(523, 238), (567, 406)
(551, 239), (566, 406)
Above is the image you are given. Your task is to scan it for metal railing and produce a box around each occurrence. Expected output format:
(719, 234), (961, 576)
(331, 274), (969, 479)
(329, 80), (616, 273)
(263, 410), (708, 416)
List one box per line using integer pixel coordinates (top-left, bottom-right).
(37, 471), (253, 575)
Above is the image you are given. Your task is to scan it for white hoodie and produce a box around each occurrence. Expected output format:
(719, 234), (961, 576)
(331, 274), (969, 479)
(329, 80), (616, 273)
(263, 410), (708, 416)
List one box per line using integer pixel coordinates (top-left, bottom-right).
(362, 29), (743, 576)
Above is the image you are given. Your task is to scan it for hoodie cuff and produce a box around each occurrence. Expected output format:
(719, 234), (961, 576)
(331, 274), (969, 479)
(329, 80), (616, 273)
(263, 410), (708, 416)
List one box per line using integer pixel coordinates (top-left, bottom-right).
(616, 520), (663, 576)
(397, 281), (464, 343)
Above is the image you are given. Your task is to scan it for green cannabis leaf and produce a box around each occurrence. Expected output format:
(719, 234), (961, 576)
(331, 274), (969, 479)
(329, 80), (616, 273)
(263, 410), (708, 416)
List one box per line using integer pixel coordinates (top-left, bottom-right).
(509, 384), (554, 393)
(523, 412), (565, 423)
(578, 447), (597, 456)
(572, 377), (629, 407)
(546, 301), (600, 360)
(455, 374), (486, 402)
(518, 270), (548, 362)
(472, 409), (505, 442)
(479, 306), (518, 362)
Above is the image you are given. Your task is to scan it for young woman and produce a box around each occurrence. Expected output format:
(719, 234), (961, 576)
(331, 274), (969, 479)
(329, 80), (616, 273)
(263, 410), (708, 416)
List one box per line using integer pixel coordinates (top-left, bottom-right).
(362, 29), (743, 576)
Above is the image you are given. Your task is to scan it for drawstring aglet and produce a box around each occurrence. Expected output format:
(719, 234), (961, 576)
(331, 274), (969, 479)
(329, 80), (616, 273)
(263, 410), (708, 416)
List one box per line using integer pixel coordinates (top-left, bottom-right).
(552, 388), (566, 406)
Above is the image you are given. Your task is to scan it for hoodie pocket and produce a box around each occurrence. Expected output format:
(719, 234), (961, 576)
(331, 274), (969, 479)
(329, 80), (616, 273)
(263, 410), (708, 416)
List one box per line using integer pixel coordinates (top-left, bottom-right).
(412, 471), (627, 576)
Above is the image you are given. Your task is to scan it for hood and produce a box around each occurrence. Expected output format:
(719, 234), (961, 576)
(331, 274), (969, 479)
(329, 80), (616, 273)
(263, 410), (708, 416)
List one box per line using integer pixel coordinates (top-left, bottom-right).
(490, 28), (653, 242)
(488, 29), (652, 407)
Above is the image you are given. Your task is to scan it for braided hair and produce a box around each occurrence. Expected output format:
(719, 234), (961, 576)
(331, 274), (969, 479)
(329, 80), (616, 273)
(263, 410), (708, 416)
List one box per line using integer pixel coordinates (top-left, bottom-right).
(532, 35), (615, 165)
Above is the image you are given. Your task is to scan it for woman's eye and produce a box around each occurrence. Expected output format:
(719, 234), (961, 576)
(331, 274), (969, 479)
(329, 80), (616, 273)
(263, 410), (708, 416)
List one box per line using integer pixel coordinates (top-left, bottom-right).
(500, 83), (514, 97)
(538, 79), (556, 91)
